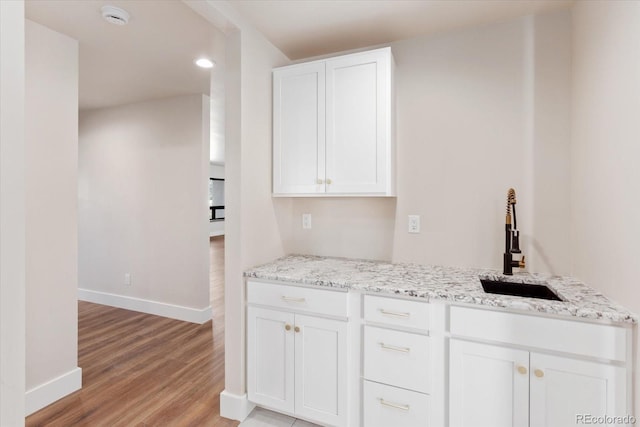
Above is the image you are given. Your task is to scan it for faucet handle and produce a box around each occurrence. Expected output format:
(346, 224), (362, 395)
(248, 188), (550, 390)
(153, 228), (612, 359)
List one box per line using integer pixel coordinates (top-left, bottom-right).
(519, 256), (526, 269)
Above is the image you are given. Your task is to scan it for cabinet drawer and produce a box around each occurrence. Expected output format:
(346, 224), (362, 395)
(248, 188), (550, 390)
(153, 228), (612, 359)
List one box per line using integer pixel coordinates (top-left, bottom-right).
(364, 295), (429, 331)
(247, 281), (348, 318)
(363, 380), (429, 427)
(449, 306), (628, 362)
(364, 326), (430, 393)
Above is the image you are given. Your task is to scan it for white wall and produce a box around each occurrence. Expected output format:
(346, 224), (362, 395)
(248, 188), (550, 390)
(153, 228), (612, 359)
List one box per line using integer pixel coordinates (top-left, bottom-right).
(289, 11), (571, 275)
(0, 1), (26, 424)
(25, 19), (81, 414)
(210, 28), (226, 164)
(209, 163), (225, 236)
(570, 0), (640, 411)
(222, 24), (293, 403)
(187, 2), (294, 413)
(79, 95), (211, 321)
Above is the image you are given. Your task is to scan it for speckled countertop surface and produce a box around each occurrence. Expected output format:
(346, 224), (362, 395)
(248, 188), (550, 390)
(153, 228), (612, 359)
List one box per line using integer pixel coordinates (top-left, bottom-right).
(245, 255), (637, 324)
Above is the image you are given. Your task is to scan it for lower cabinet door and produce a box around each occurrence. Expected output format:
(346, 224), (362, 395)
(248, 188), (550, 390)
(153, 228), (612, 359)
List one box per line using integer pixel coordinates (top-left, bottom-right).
(449, 339), (530, 427)
(363, 380), (429, 427)
(247, 306), (295, 414)
(529, 352), (627, 427)
(294, 314), (348, 427)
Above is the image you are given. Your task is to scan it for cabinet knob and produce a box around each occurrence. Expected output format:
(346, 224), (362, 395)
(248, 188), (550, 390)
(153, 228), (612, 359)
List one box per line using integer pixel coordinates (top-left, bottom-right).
(285, 324), (291, 331)
(534, 369), (544, 378)
(517, 365), (528, 375)
(294, 326), (300, 333)
(326, 178), (332, 184)
(316, 178), (324, 184)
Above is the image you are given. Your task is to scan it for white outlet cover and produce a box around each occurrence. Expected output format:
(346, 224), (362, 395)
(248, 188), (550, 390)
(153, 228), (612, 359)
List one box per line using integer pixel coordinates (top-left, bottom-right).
(124, 273), (131, 286)
(408, 215), (420, 233)
(302, 213), (312, 229)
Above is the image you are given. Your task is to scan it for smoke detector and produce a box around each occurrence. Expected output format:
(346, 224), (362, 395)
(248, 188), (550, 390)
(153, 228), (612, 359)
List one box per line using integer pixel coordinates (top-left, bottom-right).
(101, 5), (130, 26)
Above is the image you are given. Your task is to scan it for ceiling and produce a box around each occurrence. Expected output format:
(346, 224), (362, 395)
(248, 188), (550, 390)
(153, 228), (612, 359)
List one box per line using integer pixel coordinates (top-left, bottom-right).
(24, 0), (573, 162)
(227, 0), (574, 60)
(23, 1), (575, 109)
(26, 0), (221, 110)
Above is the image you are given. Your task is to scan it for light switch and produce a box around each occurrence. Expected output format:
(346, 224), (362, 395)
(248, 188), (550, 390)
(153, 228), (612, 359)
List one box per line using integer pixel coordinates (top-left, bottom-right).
(408, 215), (420, 233)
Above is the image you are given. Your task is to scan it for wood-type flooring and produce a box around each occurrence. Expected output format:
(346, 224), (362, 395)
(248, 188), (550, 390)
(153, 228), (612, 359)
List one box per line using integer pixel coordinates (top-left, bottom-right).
(26, 236), (237, 427)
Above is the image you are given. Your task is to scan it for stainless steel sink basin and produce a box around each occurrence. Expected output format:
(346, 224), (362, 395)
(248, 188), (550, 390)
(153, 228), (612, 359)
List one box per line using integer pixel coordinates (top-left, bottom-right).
(480, 279), (562, 301)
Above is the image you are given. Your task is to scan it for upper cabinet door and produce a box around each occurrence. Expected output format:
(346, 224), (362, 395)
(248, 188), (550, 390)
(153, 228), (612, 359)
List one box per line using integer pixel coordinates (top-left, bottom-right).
(325, 49), (392, 195)
(273, 62), (326, 195)
(272, 47), (395, 197)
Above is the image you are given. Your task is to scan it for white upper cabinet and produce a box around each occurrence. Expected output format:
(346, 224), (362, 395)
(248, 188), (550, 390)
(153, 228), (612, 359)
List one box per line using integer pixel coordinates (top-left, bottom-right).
(273, 62), (325, 195)
(273, 47), (395, 196)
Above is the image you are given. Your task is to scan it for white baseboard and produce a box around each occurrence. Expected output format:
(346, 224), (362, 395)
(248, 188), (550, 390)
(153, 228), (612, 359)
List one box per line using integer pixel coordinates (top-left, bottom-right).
(78, 289), (212, 324)
(26, 367), (82, 416)
(220, 390), (255, 422)
(209, 230), (225, 237)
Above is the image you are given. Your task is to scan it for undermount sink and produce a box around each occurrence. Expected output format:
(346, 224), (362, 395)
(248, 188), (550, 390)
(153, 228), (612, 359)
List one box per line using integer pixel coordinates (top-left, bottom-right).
(480, 279), (562, 301)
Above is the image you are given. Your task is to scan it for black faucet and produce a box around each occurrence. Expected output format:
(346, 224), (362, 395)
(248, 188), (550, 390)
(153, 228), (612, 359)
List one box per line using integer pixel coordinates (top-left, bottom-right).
(503, 188), (525, 275)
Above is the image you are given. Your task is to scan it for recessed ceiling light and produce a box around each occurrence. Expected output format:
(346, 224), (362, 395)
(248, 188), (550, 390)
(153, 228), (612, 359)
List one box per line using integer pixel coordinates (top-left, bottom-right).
(195, 58), (215, 69)
(101, 5), (130, 26)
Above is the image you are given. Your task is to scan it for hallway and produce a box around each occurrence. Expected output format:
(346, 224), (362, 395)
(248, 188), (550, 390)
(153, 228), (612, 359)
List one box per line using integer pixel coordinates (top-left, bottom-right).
(26, 237), (235, 426)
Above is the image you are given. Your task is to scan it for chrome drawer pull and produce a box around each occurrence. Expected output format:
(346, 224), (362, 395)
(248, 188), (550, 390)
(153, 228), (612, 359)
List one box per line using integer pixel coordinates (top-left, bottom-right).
(379, 308), (410, 318)
(379, 342), (411, 353)
(281, 296), (306, 303)
(379, 398), (410, 411)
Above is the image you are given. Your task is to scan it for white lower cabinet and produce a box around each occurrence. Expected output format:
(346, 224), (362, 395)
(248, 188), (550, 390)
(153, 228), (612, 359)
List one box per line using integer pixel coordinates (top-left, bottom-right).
(246, 282), (632, 427)
(294, 314), (348, 426)
(529, 352), (627, 427)
(450, 339), (628, 427)
(247, 307), (295, 414)
(363, 326), (430, 394)
(362, 296), (433, 426)
(247, 286), (349, 427)
(363, 380), (430, 427)
(449, 340), (529, 427)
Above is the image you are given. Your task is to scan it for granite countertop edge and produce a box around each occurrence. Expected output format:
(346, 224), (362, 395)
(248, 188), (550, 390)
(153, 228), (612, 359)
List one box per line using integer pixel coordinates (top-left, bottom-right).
(244, 255), (638, 325)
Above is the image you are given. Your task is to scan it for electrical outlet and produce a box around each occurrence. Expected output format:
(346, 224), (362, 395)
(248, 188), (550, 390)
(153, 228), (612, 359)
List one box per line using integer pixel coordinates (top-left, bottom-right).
(302, 213), (312, 229)
(124, 273), (131, 286)
(408, 215), (420, 233)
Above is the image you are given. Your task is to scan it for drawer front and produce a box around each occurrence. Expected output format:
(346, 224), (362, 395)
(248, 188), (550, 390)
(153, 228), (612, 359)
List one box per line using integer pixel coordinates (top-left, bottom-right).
(364, 326), (430, 393)
(363, 380), (430, 427)
(247, 280), (349, 318)
(449, 306), (628, 362)
(364, 294), (429, 331)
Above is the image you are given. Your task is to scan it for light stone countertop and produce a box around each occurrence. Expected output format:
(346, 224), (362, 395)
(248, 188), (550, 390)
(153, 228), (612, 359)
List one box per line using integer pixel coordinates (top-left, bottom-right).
(244, 255), (637, 324)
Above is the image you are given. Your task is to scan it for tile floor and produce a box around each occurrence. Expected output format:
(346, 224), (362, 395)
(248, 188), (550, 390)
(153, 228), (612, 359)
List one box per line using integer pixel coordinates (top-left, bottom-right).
(239, 408), (320, 427)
